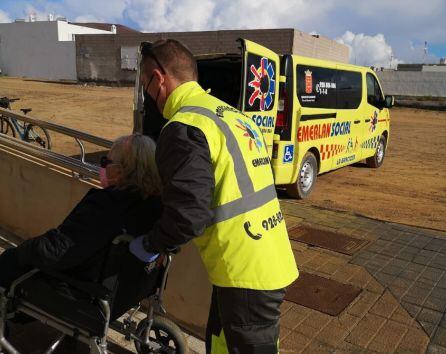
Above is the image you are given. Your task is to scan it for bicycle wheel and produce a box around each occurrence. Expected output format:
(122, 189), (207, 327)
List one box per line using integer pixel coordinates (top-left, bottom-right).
(24, 124), (52, 149)
(0, 118), (16, 138)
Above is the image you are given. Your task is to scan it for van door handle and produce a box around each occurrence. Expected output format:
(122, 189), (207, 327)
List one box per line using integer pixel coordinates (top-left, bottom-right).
(365, 119), (371, 123)
(354, 120), (360, 124)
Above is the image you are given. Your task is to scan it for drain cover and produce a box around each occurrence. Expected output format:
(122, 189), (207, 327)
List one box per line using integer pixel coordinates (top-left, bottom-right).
(288, 225), (368, 256)
(285, 272), (361, 316)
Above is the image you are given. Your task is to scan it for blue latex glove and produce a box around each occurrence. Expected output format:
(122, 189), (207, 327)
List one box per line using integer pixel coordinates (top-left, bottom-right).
(129, 236), (159, 263)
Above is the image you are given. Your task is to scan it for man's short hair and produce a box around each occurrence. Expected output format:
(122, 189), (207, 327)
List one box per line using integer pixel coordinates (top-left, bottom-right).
(142, 39), (198, 83)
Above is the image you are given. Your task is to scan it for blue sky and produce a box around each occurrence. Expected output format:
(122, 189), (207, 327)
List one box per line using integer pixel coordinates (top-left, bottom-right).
(429, 44), (446, 59)
(0, 0), (445, 67)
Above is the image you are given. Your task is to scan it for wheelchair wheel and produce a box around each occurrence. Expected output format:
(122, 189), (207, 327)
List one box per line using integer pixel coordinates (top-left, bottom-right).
(134, 315), (188, 354)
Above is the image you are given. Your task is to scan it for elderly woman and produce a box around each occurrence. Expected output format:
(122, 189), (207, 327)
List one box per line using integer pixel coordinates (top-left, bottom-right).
(0, 133), (162, 290)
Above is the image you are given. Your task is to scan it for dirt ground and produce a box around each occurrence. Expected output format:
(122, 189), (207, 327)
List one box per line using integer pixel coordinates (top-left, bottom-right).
(1, 77), (445, 231)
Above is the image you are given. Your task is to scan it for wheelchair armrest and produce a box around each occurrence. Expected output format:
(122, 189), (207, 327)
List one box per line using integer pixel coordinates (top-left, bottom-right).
(8, 269), (40, 297)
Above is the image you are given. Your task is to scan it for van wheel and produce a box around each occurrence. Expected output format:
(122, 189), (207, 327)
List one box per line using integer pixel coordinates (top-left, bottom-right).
(286, 152), (318, 199)
(366, 136), (386, 168)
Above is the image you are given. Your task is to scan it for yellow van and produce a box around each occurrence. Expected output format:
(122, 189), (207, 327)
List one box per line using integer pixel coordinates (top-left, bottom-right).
(134, 39), (394, 198)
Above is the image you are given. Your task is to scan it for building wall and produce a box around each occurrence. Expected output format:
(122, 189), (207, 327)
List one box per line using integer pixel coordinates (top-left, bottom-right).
(0, 21), (110, 80)
(76, 29), (296, 83)
(397, 64), (446, 72)
(76, 29), (348, 83)
(421, 65), (446, 73)
(292, 31), (349, 63)
(57, 21), (111, 41)
(377, 71), (446, 97)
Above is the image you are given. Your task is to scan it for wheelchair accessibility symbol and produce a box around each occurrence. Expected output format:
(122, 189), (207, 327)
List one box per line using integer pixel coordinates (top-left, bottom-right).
(283, 145), (294, 163)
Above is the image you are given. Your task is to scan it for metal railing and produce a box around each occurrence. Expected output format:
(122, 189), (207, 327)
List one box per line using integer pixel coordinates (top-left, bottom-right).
(0, 133), (100, 180)
(0, 107), (112, 159)
(0, 107), (113, 180)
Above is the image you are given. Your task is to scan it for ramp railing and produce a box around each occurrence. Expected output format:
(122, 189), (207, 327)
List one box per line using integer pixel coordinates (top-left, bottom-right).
(0, 107), (113, 180)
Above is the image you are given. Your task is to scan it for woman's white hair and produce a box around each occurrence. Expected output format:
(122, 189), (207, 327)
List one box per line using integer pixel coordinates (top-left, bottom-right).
(109, 133), (161, 197)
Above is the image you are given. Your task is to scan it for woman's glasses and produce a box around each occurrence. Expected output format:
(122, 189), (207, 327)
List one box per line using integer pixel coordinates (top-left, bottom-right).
(100, 156), (114, 168)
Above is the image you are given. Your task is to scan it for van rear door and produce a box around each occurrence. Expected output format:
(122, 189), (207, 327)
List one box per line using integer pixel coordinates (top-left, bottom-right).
(239, 39), (280, 154)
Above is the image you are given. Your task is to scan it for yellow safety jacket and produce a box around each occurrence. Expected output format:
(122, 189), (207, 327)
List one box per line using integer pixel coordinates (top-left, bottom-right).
(163, 81), (298, 290)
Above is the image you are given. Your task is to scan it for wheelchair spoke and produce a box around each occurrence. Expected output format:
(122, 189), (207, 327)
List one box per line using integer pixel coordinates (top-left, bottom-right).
(153, 331), (176, 353)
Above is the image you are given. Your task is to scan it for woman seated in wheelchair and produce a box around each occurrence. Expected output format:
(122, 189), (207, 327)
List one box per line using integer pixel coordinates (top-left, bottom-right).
(0, 133), (162, 318)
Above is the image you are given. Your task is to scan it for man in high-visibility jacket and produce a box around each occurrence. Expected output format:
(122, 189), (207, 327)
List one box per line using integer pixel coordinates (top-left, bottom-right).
(130, 39), (298, 354)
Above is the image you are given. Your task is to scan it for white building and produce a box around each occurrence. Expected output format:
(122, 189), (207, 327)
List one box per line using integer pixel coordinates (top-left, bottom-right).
(0, 19), (112, 81)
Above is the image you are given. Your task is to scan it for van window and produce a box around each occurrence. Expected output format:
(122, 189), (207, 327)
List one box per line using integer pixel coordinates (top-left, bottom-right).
(367, 73), (383, 107)
(336, 70), (362, 109)
(296, 65), (337, 109)
(244, 53), (277, 112)
(297, 65), (362, 110)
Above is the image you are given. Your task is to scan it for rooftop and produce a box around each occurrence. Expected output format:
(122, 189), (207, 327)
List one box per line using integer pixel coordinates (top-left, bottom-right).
(69, 22), (140, 34)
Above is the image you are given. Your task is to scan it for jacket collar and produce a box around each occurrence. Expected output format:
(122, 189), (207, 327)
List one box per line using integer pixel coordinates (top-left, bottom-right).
(163, 81), (206, 120)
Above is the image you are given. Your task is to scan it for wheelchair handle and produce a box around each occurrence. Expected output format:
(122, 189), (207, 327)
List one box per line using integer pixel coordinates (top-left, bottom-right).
(0, 97), (20, 102)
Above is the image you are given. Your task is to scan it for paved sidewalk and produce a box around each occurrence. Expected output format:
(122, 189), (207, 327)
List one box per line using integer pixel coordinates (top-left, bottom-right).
(279, 200), (446, 353)
(2, 200), (446, 353)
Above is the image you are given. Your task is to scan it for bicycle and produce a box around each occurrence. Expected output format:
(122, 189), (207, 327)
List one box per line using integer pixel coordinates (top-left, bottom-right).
(0, 96), (52, 150)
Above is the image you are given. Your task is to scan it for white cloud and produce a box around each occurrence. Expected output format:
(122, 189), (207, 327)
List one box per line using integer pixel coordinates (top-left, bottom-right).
(124, 0), (333, 32)
(24, 4), (51, 21)
(335, 0), (446, 44)
(23, 4), (65, 21)
(64, 0), (127, 23)
(336, 31), (404, 68)
(8, 0), (125, 24)
(125, 0), (217, 32)
(4, 0), (445, 63)
(56, 0), (328, 33)
(0, 9), (11, 23)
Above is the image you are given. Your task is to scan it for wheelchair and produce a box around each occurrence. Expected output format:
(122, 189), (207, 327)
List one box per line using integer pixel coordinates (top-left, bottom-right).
(0, 235), (188, 354)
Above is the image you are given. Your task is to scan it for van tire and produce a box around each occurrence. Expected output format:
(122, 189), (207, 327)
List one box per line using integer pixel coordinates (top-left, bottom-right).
(366, 135), (386, 168)
(286, 152), (318, 199)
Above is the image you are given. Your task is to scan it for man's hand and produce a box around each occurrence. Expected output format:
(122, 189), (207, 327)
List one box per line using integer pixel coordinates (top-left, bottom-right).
(129, 236), (159, 263)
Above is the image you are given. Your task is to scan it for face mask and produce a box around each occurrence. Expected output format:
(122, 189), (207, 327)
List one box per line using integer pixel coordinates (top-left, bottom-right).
(143, 94), (168, 141)
(144, 74), (162, 114)
(99, 167), (109, 188)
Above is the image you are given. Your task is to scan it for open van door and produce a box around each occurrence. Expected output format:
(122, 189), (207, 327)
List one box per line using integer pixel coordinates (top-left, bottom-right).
(133, 42), (146, 135)
(239, 39), (280, 154)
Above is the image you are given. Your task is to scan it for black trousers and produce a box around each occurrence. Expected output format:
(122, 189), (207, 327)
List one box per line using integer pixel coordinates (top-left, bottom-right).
(205, 286), (285, 354)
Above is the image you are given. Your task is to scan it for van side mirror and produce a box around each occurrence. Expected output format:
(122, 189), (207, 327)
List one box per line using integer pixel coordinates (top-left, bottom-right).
(383, 95), (394, 108)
